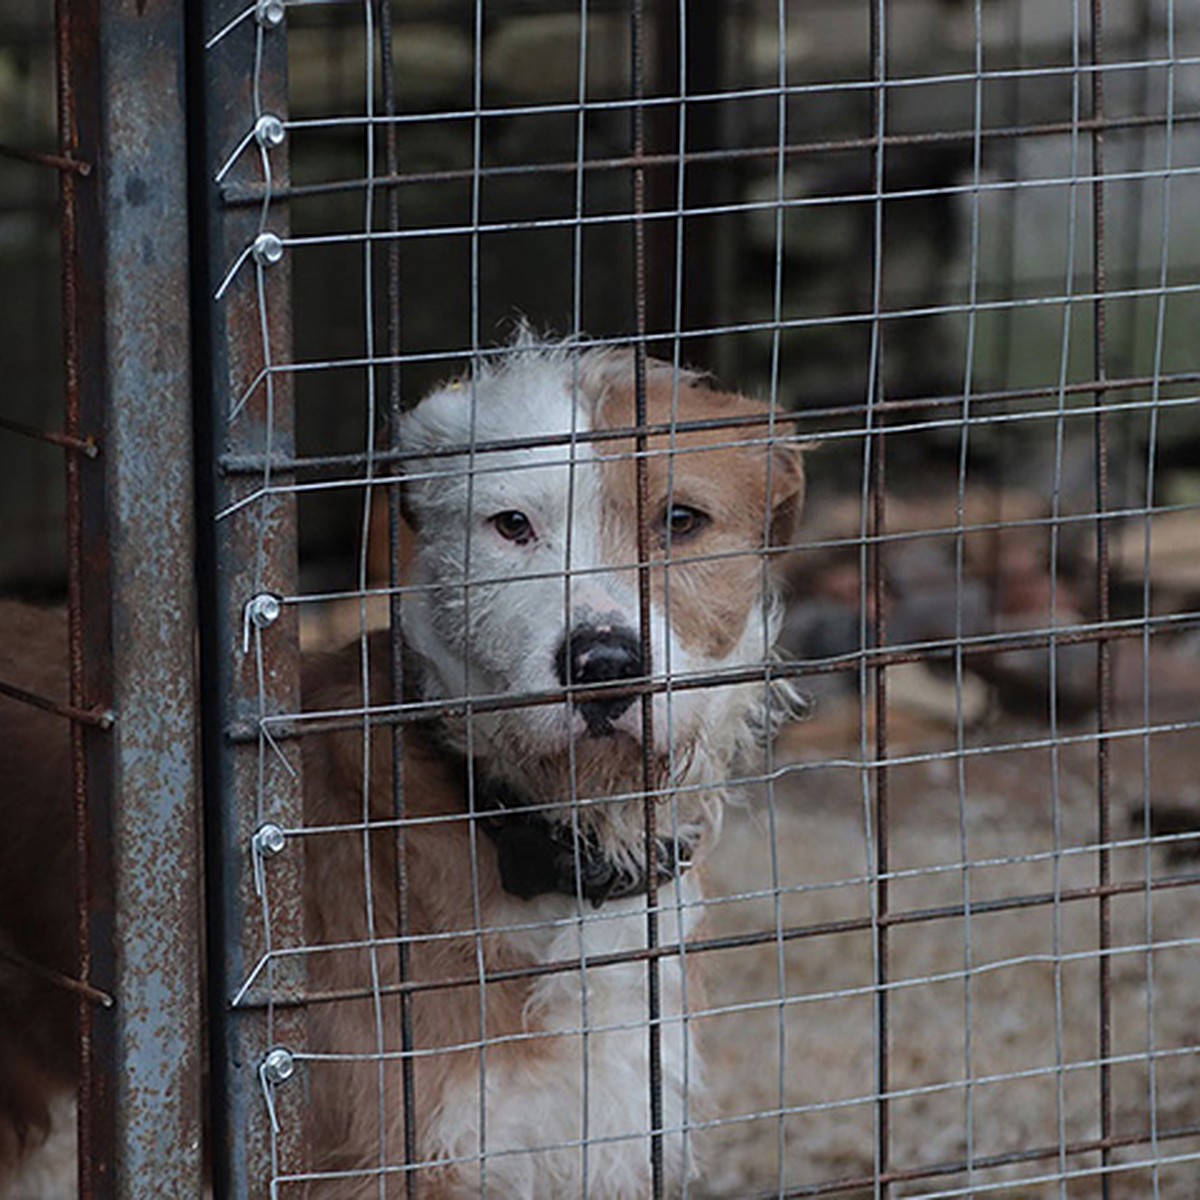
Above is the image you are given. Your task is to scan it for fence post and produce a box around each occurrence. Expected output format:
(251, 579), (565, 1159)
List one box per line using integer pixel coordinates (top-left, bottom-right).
(188, 1), (307, 1195)
(59, 0), (205, 1194)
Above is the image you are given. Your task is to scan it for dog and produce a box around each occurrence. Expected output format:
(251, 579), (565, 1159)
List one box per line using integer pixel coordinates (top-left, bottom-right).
(301, 337), (804, 1196)
(0, 602), (80, 1198)
(0, 338), (803, 1198)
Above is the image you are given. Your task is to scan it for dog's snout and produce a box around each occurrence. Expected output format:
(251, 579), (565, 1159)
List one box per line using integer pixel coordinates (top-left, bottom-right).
(557, 626), (644, 733)
(560, 626), (643, 686)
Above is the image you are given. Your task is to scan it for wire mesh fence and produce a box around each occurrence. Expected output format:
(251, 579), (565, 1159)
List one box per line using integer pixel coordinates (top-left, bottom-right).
(189, 1), (1200, 1197)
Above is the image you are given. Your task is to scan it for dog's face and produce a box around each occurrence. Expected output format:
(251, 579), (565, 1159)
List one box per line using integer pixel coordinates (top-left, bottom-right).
(399, 345), (802, 780)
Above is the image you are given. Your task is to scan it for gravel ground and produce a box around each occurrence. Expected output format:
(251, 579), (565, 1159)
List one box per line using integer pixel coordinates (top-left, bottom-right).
(694, 695), (1200, 1199)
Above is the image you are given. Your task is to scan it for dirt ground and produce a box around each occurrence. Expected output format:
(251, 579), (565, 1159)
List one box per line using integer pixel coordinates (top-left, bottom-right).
(694, 664), (1200, 1199)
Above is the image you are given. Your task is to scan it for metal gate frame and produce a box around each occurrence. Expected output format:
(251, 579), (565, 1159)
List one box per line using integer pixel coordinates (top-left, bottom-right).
(54, 0), (204, 1195)
(188, 1), (308, 1195)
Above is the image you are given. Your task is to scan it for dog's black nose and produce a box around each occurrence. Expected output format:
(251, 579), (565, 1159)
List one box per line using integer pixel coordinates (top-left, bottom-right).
(556, 626), (644, 733)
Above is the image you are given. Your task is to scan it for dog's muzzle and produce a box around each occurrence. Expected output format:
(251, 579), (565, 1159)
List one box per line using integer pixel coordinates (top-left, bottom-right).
(556, 624), (644, 735)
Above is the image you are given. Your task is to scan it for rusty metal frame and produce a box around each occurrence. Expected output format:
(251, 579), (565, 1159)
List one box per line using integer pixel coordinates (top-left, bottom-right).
(188, 1), (306, 1196)
(54, 0), (205, 1194)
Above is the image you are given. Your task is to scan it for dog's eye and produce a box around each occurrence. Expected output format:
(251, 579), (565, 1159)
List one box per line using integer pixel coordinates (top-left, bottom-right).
(663, 504), (710, 542)
(491, 510), (535, 545)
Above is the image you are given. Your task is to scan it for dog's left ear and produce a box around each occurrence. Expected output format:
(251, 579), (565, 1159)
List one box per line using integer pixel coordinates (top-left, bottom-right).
(766, 436), (805, 551)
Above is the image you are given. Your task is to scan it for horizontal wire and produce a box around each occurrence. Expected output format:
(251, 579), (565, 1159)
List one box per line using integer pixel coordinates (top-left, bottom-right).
(231, 161), (1200, 255)
(242, 820), (1200, 956)
(0, 678), (115, 729)
(779, 1134), (1200, 1199)
(265, 53), (1200, 131)
(217, 384), (1200, 518)
(223, 108), (1200, 206)
(223, 323), (1200, 431)
(290, 1040), (1200, 1136)
(872, 1149), (1200, 1200)
(275, 499), (1200, 615)
(230, 611), (1200, 743)
(232, 865), (1200, 1011)
(0, 414), (99, 456)
(221, 366), (1200, 478)
(273, 1138), (1200, 1199)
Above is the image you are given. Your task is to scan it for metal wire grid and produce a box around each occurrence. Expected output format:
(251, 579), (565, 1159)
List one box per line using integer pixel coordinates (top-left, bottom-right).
(198, 1), (1200, 1197)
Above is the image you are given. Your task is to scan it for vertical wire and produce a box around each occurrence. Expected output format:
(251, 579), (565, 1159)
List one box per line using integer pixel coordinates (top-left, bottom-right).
(858, 1), (890, 1193)
(983, 0), (1024, 634)
(464, 2), (489, 1189)
(352, 2), (390, 1191)
(249, 17), (275, 600)
(992, 0), (1023, 391)
(375, 0), (418, 1191)
(565, 8), (592, 1190)
(1138, 4), (1177, 1193)
(629, 2), (664, 1193)
(1111, 0), (1156, 489)
(251, 622), (278, 1180)
(55, 0), (102, 1180)
(56, 0), (95, 1183)
(1087, 5), (1115, 1189)
(244, 13), (282, 1183)
(1048, 4), (1087, 1190)
(1108, 0), (1155, 551)
(763, 0), (790, 1190)
(661, 0), (689, 1187)
(952, 0), (986, 1186)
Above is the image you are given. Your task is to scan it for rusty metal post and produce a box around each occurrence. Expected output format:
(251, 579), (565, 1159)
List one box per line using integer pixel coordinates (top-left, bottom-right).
(188, 1), (305, 1196)
(58, 0), (204, 1195)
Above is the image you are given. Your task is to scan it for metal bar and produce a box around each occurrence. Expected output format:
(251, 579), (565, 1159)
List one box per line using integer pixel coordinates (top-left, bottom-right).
(0, 678), (113, 728)
(235, 867), (1200, 1010)
(0, 139), (91, 175)
(0, 944), (114, 1008)
(866, 1), (892, 1190)
(0, 413), (99, 456)
(982, 0), (1025, 638)
(55, 1), (113, 1187)
(97, 0), (204, 1183)
(375, 0), (418, 1192)
(776, 1120), (1200, 1198)
(216, 366), (1200, 478)
(645, 0), (679, 350)
(189, 1), (306, 1195)
(56, 0), (205, 1194)
(224, 607), (1200, 744)
(219, 108), (1200, 206)
(629, 2), (665, 1193)
(678, 0), (725, 367)
(1089, 4), (1114, 1193)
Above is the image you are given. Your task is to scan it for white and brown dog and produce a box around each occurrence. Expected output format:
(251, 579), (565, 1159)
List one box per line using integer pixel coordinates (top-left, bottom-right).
(302, 338), (804, 1196)
(0, 338), (802, 1199)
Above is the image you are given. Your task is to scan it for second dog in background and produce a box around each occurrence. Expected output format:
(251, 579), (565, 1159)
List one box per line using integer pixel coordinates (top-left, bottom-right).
(303, 335), (804, 1196)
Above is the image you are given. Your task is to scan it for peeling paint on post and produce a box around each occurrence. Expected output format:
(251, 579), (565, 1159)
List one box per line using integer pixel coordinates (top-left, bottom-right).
(62, 0), (205, 1195)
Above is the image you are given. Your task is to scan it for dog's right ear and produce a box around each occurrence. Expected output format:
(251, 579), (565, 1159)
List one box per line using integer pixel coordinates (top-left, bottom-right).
(767, 435), (806, 551)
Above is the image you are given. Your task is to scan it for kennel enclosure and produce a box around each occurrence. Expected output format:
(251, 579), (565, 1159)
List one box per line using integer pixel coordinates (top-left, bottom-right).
(1, 0), (1198, 1196)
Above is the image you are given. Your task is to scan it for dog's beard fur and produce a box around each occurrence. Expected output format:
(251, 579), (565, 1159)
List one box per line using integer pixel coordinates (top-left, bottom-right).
(441, 664), (806, 880)
(486, 726), (717, 874)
